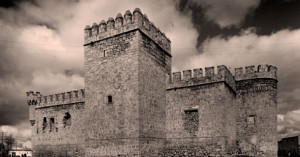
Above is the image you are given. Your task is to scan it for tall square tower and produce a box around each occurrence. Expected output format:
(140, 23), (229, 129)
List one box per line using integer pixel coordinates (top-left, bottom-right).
(83, 8), (171, 156)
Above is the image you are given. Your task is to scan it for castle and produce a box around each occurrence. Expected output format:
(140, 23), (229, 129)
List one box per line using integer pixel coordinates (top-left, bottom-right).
(26, 8), (278, 157)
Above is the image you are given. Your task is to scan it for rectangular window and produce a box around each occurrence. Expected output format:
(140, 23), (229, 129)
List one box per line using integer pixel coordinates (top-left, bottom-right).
(42, 117), (47, 132)
(183, 109), (199, 136)
(49, 118), (55, 132)
(247, 115), (256, 125)
(108, 95), (113, 104)
(36, 121), (39, 134)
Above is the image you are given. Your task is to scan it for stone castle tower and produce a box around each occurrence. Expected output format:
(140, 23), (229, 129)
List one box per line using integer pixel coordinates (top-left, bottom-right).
(27, 8), (278, 157)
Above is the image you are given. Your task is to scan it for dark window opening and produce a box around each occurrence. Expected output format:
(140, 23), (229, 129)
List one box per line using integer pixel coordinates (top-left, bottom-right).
(103, 50), (106, 57)
(108, 95), (113, 103)
(183, 109), (199, 136)
(36, 121), (39, 134)
(49, 118), (55, 132)
(63, 112), (71, 128)
(42, 117), (47, 131)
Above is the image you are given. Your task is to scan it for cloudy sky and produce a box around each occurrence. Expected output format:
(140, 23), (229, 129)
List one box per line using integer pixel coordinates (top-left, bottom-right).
(0, 0), (300, 148)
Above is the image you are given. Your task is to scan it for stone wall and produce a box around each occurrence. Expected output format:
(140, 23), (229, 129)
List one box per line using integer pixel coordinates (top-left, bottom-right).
(138, 29), (171, 156)
(158, 137), (230, 157)
(34, 144), (85, 157)
(26, 8), (278, 157)
(235, 65), (277, 157)
(32, 103), (85, 156)
(84, 29), (140, 156)
(26, 90), (86, 157)
(166, 81), (236, 156)
(84, 8), (172, 156)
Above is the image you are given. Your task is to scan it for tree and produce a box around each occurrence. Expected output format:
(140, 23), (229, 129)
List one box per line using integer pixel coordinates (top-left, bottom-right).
(0, 142), (6, 157)
(5, 134), (15, 151)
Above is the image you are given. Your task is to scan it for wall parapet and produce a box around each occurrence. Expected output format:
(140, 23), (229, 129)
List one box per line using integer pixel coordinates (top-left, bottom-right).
(26, 89), (85, 108)
(84, 8), (171, 54)
(234, 64), (277, 81)
(167, 65), (236, 92)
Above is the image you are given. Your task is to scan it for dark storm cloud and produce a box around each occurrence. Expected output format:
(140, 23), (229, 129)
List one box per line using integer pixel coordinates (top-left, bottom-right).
(0, 102), (28, 125)
(243, 0), (300, 35)
(0, 0), (34, 8)
(0, 37), (34, 125)
(0, 0), (83, 126)
(176, 0), (300, 51)
(0, 0), (80, 31)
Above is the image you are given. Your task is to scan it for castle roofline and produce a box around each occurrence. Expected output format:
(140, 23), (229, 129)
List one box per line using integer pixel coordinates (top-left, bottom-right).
(168, 65), (236, 93)
(84, 8), (171, 54)
(26, 89), (85, 108)
(168, 64), (278, 92)
(234, 64), (277, 81)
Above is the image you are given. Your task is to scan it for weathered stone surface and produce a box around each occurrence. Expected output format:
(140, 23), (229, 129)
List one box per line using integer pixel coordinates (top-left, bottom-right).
(27, 8), (277, 157)
(236, 78), (277, 157)
(166, 82), (236, 155)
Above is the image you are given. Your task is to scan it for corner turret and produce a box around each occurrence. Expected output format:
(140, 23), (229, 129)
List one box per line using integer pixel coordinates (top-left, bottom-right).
(234, 64), (277, 81)
(26, 91), (41, 126)
(235, 64), (278, 156)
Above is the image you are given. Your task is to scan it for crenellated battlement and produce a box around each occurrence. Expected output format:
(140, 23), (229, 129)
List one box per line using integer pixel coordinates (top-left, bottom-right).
(26, 89), (85, 108)
(234, 64), (277, 81)
(84, 8), (171, 54)
(167, 65), (236, 92)
(26, 91), (41, 105)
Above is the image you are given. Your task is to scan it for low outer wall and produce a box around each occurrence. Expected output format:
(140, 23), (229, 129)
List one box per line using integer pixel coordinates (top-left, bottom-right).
(31, 102), (85, 157)
(34, 144), (85, 157)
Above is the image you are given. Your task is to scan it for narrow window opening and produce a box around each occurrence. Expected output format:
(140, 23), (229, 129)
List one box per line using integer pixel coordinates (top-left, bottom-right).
(49, 118), (55, 132)
(108, 95), (113, 104)
(103, 50), (106, 57)
(42, 117), (47, 132)
(36, 121), (39, 134)
(63, 112), (71, 128)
